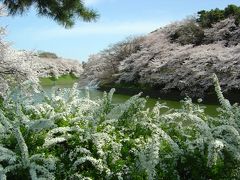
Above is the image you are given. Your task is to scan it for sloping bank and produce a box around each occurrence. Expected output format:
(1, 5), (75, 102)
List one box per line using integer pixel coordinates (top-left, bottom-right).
(80, 16), (240, 104)
(40, 74), (79, 86)
(34, 52), (83, 87)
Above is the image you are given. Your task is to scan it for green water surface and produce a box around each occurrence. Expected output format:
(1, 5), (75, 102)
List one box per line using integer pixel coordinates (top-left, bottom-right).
(42, 82), (219, 117)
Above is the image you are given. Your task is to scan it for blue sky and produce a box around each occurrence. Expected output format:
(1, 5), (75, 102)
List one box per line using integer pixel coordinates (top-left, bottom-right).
(1, 0), (240, 62)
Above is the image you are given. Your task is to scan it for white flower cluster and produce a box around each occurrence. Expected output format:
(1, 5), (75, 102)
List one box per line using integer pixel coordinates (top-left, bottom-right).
(0, 76), (239, 179)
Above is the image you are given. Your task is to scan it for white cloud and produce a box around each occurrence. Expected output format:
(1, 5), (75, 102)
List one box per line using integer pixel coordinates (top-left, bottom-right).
(30, 21), (167, 40)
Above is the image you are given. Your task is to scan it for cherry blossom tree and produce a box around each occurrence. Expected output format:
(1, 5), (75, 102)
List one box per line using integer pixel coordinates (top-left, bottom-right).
(81, 17), (240, 101)
(0, 6), (39, 96)
(0, 5), (83, 96)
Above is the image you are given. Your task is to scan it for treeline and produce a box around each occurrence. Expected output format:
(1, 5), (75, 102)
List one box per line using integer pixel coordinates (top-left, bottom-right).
(197, 4), (240, 27)
(170, 4), (240, 46)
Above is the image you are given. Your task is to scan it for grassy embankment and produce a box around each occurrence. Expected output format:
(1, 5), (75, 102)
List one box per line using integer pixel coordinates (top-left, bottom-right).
(40, 74), (78, 86)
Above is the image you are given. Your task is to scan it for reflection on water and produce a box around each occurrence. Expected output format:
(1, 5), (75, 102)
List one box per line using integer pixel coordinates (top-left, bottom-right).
(42, 84), (219, 117)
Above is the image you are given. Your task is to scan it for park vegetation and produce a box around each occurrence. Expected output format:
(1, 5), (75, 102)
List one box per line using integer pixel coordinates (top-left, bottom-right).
(1, 3), (240, 179)
(197, 4), (240, 28)
(81, 4), (240, 101)
(80, 36), (144, 87)
(0, 5), (83, 93)
(0, 75), (240, 179)
(171, 4), (240, 45)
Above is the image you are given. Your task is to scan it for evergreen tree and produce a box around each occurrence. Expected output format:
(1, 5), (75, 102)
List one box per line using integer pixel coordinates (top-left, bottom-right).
(1, 0), (99, 28)
(197, 4), (240, 28)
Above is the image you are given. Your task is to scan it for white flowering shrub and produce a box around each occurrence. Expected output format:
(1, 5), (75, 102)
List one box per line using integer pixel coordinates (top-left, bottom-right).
(0, 75), (239, 179)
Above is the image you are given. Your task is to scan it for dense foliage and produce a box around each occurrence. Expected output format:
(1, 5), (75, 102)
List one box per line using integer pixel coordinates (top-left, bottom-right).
(170, 19), (205, 45)
(170, 4), (240, 45)
(38, 52), (58, 59)
(197, 4), (240, 28)
(80, 36), (144, 87)
(0, 75), (240, 179)
(81, 5), (240, 101)
(1, 0), (98, 27)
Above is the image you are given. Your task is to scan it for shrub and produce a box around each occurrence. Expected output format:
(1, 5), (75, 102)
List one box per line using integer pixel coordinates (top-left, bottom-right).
(38, 51), (58, 59)
(0, 75), (239, 179)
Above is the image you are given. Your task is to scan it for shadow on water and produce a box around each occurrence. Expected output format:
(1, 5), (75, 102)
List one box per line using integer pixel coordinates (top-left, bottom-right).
(42, 84), (219, 117)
